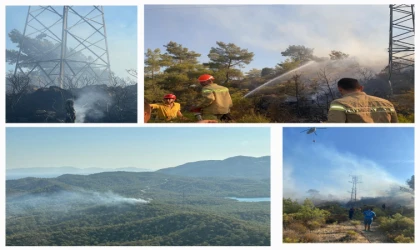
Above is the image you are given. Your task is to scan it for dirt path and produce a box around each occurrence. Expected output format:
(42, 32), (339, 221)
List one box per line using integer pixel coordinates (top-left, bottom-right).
(354, 220), (388, 243)
(311, 220), (387, 243)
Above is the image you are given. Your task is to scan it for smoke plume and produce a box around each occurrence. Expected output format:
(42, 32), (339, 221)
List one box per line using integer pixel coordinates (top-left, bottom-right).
(7, 190), (149, 216)
(283, 143), (413, 207)
(74, 89), (112, 123)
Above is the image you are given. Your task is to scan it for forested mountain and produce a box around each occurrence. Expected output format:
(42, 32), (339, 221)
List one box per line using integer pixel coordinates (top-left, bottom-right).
(158, 156), (270, 179)
(6, 166), (152, 180)
(6, 170), (270, 246)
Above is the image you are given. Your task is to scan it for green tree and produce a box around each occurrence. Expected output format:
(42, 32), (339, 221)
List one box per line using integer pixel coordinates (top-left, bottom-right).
(276, 58), (301, 74)
(281, 45), (314, 62)
(307, 189), (320, 199)
(284, 73), (305, 116)
(158, 41), (204, 93)
(207, 41), (254, 84)
(164, 41), (201, 65)
(6, 29), (59, 67)
(329, 50), (349, 60)
(261, 67), (274, 77)
(246, 68), (262, 79)
(145, 48), (163, 82)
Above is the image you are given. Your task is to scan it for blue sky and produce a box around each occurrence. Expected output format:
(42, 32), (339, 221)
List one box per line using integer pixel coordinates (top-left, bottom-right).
(283, 127), (414, 200)
(6, 127), (270, 170)
(145, 5), (396, 73)
(5, 6), (137, 79)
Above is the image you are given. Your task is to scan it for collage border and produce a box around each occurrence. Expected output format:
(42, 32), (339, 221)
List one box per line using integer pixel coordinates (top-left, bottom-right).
(1, 0), (418, 249)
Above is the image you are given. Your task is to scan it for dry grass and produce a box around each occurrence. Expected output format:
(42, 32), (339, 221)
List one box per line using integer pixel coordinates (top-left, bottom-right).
(288, 223), (307, 234)
(301, 232), (319, 243)
(283, 229), (300, 243)
(311, 221), (369, 243)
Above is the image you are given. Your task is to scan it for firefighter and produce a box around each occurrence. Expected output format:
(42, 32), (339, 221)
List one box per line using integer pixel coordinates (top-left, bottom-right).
(65, 99), (76, 123)
(149, 94), (184, 121)
(327, 78), (398, 123)
(192, 74), (233, 122)
(349, 207), (355, 220)
(145, 100), (216, 123)
(144, 100), (152, 123)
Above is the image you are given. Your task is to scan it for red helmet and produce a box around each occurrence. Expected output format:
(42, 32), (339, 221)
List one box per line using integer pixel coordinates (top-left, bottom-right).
(198, 74), (214, 83)
(163, 94), (176, 100)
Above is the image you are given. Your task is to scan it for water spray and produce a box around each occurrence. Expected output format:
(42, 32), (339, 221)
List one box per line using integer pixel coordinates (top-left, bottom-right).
(244, 60), (316, 98)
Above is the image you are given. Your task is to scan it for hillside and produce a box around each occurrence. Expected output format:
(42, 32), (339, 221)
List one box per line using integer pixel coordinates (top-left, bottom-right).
(6, 203), (269, 246)
(283, 198), (414, 243)
(6, 84), (137, 123)
(157, 156), (270, 179)
(7, 171), (270, 202)
(6, 171), (270, 246)
(6, 166), (152, 180)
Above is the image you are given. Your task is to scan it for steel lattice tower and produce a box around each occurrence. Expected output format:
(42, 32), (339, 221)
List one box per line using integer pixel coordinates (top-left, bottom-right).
(13, 6), (112, 88)
(388, 4), (415, 96)
(349, 175), (362, 204)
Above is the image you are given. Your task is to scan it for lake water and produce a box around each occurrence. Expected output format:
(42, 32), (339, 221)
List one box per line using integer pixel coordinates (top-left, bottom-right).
(226, 197), (270, 202)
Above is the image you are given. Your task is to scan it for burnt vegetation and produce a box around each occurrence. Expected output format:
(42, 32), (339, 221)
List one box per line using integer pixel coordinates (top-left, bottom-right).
(5, 29), (137, 123)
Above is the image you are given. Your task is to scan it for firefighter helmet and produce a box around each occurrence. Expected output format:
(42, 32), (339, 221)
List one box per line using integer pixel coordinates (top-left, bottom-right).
(198, 74), (214, 83)
(163, 94), (176, 100)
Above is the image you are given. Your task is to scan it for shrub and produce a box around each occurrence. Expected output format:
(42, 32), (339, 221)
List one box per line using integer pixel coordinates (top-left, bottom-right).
(394, 234), (413, 243)
(350, 220), (360, 226)
(378, 213), (414, 242)
(338, 232), (357, 242)
(288, 222), (307, 234)
(398, 113), (414, 123)
(283, 213), (294, 228)
(294, 204), (330, 225)
(301, 232), (319, 243)
(283, 230), (299, 243)
(283, 198), (301, 214)
(346, 230), (357, 238)
(306, 220), (322, 230)
(283, 237), (299, 243)
(235, 113), (270, 123)
(325, 214), (348, 224)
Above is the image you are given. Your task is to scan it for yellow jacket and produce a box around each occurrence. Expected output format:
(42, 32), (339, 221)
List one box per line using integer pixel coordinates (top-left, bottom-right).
(150, 102), (181, 120)
(198, 83), (233, 115)
(327, 92), (398, 123)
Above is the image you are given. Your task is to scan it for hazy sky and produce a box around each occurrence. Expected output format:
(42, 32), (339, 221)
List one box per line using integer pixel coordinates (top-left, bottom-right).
(6, 127), (270, 170)
(283, 127), (414, 200)
(145, 4), (402, 73)
(5, 6), (137, 79)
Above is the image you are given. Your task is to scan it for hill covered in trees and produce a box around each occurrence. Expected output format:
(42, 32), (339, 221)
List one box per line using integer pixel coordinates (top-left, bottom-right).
(157, 156), (270, 179)
(6, 163), (270, 246)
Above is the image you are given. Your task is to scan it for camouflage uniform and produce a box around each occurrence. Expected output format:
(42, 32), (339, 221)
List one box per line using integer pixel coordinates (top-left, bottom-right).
(327, 92), (398, 123)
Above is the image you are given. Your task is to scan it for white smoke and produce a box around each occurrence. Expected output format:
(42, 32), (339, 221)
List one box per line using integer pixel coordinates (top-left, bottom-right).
(283, 143), (412, 203)
(74, 89), (112, 123)
(77, 190), (149, 204)
(246, 57), (381, 97)
(7, 190), (149, 216)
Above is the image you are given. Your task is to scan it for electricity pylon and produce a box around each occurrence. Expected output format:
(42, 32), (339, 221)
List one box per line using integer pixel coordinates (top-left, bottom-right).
(388, 4), (415, 96)
(13, 6), (112, 88)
